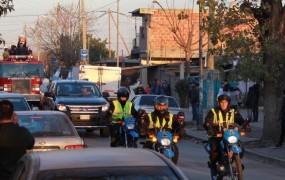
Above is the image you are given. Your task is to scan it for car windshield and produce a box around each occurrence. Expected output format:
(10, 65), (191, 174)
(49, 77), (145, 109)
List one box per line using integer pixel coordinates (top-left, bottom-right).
(18, 114), (76, 136)
(36, 166), (180, 180)
(0, 97), (30, 111)
(55, 83), (101, 97)
(139, 96), (179, 108)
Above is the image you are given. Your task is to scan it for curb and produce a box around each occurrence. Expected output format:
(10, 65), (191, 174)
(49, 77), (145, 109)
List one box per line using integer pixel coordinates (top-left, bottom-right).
(185, 134), (285, 169)
(245, 149), (285, 169)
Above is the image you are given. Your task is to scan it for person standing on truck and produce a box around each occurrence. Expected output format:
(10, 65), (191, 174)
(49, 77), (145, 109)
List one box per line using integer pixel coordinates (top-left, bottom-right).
(107, 87), (139, 147)
(15, 35), (29, 55)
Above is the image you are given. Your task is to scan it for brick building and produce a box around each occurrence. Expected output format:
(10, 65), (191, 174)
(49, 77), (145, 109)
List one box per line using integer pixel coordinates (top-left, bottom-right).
(131, 8), (208, 71)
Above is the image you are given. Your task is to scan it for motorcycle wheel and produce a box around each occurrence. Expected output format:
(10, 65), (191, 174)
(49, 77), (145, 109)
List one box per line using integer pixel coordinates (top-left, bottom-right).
(232, 154), (243, 180)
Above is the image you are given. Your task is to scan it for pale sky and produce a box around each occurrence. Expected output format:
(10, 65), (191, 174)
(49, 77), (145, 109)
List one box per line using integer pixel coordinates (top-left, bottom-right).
(0, 0), (197, 54)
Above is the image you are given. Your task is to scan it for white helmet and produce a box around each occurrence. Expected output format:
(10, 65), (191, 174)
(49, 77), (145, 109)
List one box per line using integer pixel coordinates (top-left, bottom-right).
(42, 78), (49, 84)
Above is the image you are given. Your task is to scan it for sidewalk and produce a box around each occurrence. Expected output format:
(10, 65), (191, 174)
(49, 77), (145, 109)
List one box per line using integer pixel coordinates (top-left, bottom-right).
(182, 107), (285, 168)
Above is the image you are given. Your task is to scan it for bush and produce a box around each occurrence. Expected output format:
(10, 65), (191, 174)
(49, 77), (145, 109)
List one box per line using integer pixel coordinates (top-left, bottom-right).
(174, 79), (189, 108)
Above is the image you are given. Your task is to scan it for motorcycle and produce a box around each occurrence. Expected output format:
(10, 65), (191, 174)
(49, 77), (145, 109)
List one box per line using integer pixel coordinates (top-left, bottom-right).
(204, 119), (250, 180)
(143, 128), (180, 164)
(117, 116), (139, 148)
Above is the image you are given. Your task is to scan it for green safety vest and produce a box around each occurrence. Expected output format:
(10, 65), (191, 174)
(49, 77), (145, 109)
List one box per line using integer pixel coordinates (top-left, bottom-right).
(112, 100), (132, 122)
(147, 113), (173, 129)
(211, 108), (235, 127)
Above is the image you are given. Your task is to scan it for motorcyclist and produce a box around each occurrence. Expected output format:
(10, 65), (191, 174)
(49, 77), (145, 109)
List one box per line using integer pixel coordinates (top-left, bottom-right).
(203, 94), (249, 170)
(107, 87), (138, 147)
(141, 95), (185, 164)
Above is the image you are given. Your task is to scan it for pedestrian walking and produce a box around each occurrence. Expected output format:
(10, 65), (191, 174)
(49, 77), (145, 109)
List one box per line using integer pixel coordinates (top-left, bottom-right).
(162, 80), (171, 96)
(245, 87), (256, 121)
(252, 83), (260, 122)
(145, 83), (151, 94)
(151, 79), (163, 95)
(229, 86), (238, 111)
(275, 89), (285, 148)
(189, 83), (199, 124)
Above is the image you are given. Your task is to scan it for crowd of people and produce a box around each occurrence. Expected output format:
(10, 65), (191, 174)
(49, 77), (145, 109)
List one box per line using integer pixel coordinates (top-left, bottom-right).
(123, 78), (172, 101)
(2, 35), (32, 60)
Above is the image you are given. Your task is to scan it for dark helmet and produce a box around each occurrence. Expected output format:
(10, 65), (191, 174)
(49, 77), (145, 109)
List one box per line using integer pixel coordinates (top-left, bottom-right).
(217, 94), (231, 103)
(117, 87), (130, 100)
(154, 95), (169, 114)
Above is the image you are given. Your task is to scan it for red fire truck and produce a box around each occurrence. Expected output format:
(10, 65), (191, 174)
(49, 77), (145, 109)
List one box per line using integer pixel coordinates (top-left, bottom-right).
(0, 55), (44, 107)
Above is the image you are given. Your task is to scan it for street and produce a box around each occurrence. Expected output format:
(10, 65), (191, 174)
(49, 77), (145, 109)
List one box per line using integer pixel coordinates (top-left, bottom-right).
(79, 130), (284, 180)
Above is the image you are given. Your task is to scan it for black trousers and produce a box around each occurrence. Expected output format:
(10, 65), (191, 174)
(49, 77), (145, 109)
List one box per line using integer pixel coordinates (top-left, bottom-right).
(253, 105), (259, 122)
(278, 120), (285, 145)
(109, 123), (121, 147)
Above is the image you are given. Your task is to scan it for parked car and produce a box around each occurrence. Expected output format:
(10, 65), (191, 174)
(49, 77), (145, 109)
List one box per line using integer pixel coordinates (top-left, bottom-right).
(0, 92), (31, 111)
(17, 111), (85, 151)
(131, 94), (185, 120)
(40, 80), (110, 137)
(10, 148), (188, 180)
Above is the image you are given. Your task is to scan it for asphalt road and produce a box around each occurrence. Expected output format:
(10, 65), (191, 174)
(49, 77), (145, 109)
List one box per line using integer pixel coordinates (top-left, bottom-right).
(79, 130), (284, 180)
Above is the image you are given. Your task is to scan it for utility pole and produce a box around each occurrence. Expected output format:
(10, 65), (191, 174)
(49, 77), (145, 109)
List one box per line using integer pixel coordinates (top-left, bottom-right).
(198, 1), (204, 130)
(108, 9), (111, 58)
(207, 0), (216, 109)
(55, 3), (60, 51)
(81, 0), (87, 64)
(116, 0), (120, 67)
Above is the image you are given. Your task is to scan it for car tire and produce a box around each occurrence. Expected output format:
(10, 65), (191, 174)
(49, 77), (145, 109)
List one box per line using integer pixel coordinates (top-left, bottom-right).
(100, 127), (109, 137)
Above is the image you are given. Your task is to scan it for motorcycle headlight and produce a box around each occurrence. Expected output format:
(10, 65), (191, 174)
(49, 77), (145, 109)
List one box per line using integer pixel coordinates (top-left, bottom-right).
(57, 104), (66, 111)
(127, 123), (135, 129)
(161, 138), (171, 146)
(228, 136), (237, 143)
(102, 103), (110, 112)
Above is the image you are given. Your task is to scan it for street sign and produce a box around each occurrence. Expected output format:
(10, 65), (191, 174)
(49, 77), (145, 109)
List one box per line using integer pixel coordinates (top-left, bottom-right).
(81, 49), (88, 60)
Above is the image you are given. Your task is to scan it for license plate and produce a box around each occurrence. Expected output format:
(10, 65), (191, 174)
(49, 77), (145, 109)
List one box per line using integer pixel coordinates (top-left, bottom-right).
(80, 115), (90, 120)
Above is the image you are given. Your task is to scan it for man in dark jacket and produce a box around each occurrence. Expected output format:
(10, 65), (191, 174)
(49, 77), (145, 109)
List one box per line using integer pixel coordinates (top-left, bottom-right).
(203, 94), (247, 170)
(275, 89), (285, 148)
(0, 100), (35, 179)
(141, 96), (185, 164)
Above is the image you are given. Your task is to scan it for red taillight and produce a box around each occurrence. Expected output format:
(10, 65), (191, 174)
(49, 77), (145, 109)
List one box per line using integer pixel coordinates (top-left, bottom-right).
(178, 115), (185, 119)
(65, 145), (84, 149)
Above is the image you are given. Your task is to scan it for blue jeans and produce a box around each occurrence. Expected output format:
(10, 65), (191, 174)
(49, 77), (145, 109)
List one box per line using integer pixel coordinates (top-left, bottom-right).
(192, 102), (199, 122)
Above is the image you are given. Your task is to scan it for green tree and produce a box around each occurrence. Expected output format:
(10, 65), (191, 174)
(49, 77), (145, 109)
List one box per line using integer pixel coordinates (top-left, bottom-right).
(88, 35), (114, 64)
(202, 0), (285, 141)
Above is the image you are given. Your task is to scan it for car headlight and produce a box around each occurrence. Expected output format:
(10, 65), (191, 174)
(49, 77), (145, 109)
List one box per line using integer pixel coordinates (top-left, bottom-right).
(161, 138), (171, 146)
(57, 104), (67, 111)
(228, 136), (237, 143)
(102, 103), (110, 112)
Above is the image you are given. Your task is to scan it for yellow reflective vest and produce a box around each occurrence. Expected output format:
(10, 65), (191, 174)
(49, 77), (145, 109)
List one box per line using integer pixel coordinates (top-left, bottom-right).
(147, 113), (173, 129)
(112, 100), (132, 122)
(211, 108), (235, 128)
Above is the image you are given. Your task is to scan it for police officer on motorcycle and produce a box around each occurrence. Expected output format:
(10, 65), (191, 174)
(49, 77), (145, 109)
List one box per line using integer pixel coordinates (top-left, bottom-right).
(141, 95), (185, 164)
(203, 94), (249, 170)
(107, 87), (138, 147)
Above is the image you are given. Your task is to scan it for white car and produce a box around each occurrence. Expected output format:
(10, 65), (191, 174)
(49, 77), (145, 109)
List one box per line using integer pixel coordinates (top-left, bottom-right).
(17, 111), (85, 152)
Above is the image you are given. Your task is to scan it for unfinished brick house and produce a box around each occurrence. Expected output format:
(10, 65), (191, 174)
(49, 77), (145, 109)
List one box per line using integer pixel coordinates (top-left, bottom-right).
(131, 8), (208, 74)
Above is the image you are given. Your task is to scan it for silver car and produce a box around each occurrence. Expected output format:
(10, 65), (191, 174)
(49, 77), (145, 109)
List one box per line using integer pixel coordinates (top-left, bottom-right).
(17, 111), (85, 151)
(131, 94), (185, 120)
(11, 148), (188, 180)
